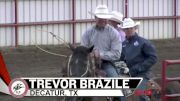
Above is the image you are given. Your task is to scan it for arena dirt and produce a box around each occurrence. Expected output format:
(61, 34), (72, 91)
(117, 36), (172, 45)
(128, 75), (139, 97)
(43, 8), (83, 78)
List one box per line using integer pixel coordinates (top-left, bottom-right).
(0, 39), (180, 101)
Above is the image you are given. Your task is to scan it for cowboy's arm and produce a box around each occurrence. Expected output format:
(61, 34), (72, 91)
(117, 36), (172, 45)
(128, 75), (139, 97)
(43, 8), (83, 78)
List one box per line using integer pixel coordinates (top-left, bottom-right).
(99, 31), (122, 61)
(131, 41), (157, 73)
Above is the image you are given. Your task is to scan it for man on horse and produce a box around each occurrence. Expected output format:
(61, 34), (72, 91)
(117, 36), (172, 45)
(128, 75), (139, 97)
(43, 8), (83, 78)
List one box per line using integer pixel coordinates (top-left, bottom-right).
(120, 18), (158, 101)
(81, 5), (126, 101)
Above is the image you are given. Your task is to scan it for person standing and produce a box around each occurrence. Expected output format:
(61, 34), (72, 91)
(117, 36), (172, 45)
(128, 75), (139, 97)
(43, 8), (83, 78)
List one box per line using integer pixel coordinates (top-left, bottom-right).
(120, 18), (158, 101)
(109, 11), (126, 42)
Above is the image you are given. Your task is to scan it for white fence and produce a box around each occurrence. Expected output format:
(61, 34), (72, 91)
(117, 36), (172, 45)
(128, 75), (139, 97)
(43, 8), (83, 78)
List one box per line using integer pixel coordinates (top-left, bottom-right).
(0, 0), (180, 46)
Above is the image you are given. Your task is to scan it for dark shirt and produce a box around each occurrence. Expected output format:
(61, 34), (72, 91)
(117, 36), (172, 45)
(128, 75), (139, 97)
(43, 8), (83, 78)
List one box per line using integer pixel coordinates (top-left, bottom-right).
(120, 33), (158, 79)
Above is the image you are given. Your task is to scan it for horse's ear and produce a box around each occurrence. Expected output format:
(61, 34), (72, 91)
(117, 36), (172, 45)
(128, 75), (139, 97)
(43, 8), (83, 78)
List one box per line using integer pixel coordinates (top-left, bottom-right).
(68, 43), (76, 51)
(88, 45), (94, 53)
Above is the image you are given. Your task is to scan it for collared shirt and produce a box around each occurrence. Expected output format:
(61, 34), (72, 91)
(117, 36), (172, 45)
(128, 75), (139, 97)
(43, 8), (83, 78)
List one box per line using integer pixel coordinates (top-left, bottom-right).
(81, 25), (122, 61)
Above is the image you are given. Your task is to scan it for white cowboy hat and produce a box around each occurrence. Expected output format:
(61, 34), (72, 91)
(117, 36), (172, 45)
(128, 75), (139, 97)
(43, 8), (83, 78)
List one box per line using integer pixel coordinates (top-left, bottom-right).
(89, 5), (112, 19)
(109, 11), (123, 23)
(121, 18), (140, 29)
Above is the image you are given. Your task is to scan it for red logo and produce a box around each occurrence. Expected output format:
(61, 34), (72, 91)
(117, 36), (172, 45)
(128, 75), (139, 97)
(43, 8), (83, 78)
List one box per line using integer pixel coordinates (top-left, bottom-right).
(8, 78), (29, 98)
(134, 89), (152, 96)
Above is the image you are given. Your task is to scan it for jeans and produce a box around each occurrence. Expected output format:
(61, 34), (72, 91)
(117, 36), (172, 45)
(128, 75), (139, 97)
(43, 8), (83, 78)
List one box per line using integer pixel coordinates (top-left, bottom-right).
(101, 62), (127, 101)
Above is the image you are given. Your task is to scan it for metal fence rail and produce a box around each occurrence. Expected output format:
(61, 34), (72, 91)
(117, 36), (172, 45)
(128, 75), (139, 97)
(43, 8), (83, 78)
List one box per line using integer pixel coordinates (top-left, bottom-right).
(0, 0), (180, 46)
(161, 60), (180, 101)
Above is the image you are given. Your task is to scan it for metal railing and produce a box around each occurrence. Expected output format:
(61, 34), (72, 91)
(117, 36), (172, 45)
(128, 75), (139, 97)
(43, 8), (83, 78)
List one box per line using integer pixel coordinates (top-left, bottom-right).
(161, 60), (180, 101)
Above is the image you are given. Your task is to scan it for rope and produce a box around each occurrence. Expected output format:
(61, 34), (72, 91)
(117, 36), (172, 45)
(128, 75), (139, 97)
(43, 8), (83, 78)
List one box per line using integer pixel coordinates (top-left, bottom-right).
(32, 29), (70, 57)
(48, 32), (70, 48)
(34, 29), (70, 48)
(32, 41), (68, 58)
(67, 55), (72, 76)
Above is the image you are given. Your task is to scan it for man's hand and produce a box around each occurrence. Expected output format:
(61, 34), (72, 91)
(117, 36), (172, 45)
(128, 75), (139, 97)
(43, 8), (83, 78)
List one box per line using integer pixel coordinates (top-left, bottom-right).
(93, 49), (101, 59)
(120, 67), (129, 74)
(123, 68), (129, 74)
(90, 49), (101, 59)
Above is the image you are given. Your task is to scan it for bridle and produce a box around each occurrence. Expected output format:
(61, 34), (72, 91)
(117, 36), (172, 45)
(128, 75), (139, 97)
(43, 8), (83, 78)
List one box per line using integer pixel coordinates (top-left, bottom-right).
(67, 54), (90, 77)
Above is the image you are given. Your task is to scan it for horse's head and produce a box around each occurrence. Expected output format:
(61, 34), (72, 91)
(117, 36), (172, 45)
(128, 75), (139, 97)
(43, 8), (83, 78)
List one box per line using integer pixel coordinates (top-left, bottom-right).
(67, 44), (94, 77)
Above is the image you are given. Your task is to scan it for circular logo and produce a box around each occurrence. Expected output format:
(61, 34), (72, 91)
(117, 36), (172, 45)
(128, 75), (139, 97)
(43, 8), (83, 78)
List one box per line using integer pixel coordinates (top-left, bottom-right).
(8, 78), (29, 98)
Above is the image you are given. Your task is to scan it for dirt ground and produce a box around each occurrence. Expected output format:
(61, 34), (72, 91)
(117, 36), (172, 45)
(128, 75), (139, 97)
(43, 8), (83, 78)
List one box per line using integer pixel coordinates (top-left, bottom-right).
(0, 38), (180, 101)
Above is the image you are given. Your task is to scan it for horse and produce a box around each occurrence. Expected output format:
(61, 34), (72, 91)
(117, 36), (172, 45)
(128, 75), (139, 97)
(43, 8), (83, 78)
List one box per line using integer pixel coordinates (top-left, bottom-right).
(61, 44), (97, 101)
(124, 77), (161, 101)
(125, 77), (180, 101)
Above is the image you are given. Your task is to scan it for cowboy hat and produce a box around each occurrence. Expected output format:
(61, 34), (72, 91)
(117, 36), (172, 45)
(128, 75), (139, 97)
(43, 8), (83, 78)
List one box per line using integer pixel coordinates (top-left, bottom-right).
(121, 18), (140, 28)
(89, 5), (112, 19)
(109, 11), (123, 23)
